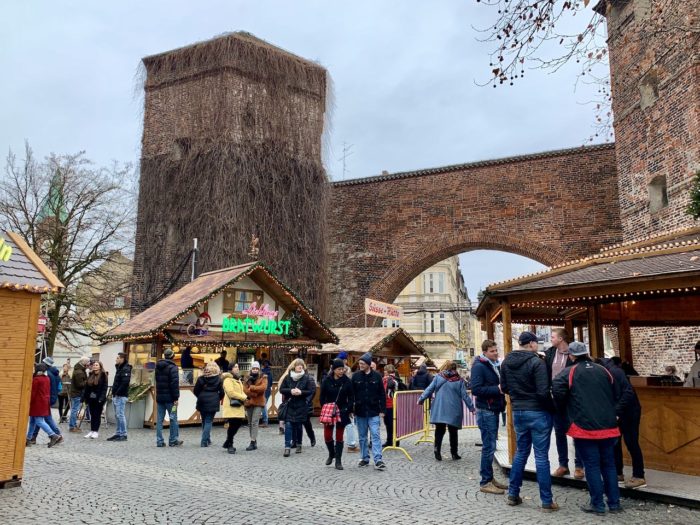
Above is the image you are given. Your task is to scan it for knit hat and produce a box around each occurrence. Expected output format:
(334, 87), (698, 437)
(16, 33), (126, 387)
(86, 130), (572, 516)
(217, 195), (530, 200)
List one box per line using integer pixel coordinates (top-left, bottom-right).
(42, 356), (55, 367)
(568, 341), (589, 356)
(337, 351), (349, 360)
(35, 363), (48, 374)
(359, 352), (373, 366)
(518, 331), (538, 346)
(331, 358), (345, 371)
(251, 361), (261, 370)
(164, 348), (175, 359)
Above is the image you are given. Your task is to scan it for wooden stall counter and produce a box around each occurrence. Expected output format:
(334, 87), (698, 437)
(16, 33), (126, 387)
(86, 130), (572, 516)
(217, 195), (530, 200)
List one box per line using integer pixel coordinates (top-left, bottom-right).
(631, 384), (700, 476)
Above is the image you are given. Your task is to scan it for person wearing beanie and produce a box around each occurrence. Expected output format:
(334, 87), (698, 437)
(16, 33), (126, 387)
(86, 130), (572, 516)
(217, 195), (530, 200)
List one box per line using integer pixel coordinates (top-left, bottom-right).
(500, 331), (558, 511)
(155, 348), (182, 447)
(243, 361), (268, 451)
(553, 342), (623, 514)
(320, 358), (354, 469)
(351, 352), (387, 470)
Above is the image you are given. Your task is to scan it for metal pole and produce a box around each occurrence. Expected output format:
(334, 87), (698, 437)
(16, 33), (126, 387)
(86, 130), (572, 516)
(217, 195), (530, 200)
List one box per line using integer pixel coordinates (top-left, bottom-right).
(191, 238), (198, 281)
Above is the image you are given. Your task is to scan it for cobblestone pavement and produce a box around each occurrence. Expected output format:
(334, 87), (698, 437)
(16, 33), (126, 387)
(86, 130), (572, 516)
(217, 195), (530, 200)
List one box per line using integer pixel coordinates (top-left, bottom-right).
(2, 422), (697, 525)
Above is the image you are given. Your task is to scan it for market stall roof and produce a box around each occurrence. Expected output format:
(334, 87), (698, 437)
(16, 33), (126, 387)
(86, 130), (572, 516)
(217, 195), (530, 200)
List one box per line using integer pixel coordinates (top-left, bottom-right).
(104, 261), (337, 344)
(476, 226), (700, 324)
(0, 230), (64, 293)
(319, 327), (427, 357)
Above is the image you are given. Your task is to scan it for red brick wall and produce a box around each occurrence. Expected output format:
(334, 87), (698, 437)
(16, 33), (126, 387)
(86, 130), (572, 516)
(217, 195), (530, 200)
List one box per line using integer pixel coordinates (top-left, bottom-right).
(604, 0), (700, 240)
(631, 326), (700, 377)
(328, 145), (622, 326)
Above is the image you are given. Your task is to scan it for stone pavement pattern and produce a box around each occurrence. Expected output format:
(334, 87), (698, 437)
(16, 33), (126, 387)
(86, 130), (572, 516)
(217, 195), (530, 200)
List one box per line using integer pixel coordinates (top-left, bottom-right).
(1, 424), (697, 525)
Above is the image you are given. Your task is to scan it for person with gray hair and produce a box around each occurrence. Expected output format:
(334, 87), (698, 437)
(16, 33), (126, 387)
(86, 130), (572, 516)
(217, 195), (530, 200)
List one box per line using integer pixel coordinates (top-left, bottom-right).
(68, 356), (90, 432)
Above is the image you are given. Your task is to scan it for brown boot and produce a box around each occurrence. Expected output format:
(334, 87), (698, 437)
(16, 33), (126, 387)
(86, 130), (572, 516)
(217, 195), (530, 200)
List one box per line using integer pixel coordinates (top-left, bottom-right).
(492, 479), (509, 490)
(552, 466), (570, 477)
(574, 467), (585, 480)
(624, 477), (647, 489)
(479, 482), (504, 495)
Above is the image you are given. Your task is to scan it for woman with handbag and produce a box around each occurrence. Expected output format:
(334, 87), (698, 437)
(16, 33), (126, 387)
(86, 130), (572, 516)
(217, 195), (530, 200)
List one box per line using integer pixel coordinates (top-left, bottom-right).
(278, 358), (311, 457)
(193, 362), (224, 447)
(82, 361), (108, 439)
(319, 358), (354, 470)
(243, 361), (268, 451)
(221, 363), (247, 454)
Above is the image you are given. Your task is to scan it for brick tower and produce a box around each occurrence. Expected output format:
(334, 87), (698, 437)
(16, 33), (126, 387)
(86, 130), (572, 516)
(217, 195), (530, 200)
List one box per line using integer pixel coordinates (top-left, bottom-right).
(131, 32), (329, 315)
(597, 0), (699, 239)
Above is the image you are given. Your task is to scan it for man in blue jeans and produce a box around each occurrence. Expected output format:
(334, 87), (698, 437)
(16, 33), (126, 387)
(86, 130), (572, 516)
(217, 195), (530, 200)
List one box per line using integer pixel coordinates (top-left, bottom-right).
(154, 349), (182, 447)
(351, 352), (386, 470)
(500, 332), (559, 512)
(107, 352), (132, 441)
(471, 340), (508, 494)
(68, 357), (90, 432)
(553, 342), (623, 514)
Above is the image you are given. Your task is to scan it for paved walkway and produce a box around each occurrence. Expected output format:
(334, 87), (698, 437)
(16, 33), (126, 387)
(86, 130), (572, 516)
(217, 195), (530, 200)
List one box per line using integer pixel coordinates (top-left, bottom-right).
(2, 422), (697, 525)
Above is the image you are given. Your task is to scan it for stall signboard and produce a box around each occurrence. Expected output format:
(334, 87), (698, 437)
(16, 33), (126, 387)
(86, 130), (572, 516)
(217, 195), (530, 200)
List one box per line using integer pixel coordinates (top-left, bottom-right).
(222, 316), (291, 335)
(0, 236), (12, 262)
(364, 298), (403, 320)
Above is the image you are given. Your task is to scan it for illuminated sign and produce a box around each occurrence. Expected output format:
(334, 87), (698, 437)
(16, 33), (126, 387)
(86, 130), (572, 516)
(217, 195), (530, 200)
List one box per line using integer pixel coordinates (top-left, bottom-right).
(222, 316), (291, 335)
(241, 304), (278, 319)
(0, 237), (12, 262)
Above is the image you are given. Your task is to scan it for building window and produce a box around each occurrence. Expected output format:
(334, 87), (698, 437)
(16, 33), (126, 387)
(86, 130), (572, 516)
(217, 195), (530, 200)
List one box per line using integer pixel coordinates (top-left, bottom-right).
(424, 273), (446, 294)
(381, 319), (400, 328)
(223, 289), (264, 314)
(113, 296), (125, 308)
(439, 313), (446, 333)
(649, 175), (669, 213)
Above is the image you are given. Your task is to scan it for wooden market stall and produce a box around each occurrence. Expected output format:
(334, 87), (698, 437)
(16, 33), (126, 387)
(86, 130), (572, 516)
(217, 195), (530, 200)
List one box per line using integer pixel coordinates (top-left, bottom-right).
(101, 261), (338, 427)
(476, 226), (700, 477)
(0, 231), (63, 488)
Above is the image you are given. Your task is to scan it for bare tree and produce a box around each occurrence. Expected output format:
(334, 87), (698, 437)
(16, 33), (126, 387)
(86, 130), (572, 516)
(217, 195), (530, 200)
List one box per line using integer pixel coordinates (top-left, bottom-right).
(0, 142), (137, 356)
(473, 0), (699, 141)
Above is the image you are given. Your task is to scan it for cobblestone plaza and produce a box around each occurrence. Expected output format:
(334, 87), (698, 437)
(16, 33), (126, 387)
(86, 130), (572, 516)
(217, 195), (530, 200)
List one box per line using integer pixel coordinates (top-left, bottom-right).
(2, 424), (698, 525)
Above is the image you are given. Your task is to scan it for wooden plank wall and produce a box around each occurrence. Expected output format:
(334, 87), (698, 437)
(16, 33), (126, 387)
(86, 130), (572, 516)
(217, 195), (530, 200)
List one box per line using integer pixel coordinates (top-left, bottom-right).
(0, 289), (40, 485)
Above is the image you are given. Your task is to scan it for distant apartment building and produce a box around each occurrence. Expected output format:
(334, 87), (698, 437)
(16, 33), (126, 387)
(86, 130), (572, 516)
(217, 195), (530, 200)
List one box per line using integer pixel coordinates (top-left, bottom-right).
(386, 256), (477, 362)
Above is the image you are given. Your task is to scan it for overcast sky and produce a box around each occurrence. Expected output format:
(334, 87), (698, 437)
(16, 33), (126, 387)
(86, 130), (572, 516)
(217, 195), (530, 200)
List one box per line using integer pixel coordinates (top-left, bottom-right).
(2, 0), (605, 295)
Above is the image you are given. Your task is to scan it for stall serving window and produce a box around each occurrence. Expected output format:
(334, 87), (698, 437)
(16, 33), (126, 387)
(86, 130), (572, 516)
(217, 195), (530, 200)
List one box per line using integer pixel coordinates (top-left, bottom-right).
(223, 289), (264, 315)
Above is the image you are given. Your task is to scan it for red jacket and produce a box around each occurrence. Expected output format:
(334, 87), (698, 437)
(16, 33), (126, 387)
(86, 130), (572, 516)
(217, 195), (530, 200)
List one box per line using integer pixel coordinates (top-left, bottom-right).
(29, 375), (51, 417)
(383, 374), (398, 409)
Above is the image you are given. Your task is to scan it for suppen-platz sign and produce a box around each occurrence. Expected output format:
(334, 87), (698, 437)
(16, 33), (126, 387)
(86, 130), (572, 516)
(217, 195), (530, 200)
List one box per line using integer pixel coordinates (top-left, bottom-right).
(364, 298), (403, 320)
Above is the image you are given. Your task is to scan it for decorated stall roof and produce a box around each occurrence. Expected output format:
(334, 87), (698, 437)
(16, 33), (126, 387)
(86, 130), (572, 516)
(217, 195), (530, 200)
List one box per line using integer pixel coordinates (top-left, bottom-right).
(104, 261), (337, 346)
(0, 231), (64, 293)
(319, 327), (426, 357)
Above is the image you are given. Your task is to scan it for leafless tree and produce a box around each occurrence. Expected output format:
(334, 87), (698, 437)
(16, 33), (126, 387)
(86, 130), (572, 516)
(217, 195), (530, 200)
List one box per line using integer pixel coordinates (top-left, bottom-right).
(473, 0), (699, 142)
(0, 142), (137, 356)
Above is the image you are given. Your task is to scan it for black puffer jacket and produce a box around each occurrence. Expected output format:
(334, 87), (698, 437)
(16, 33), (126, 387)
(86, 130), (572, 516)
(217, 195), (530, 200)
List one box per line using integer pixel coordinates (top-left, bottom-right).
(111, 362), (132, 397)
(409, 368), (433, 390)
(351, 370), (386, 417)
(155, 359), (180, 404)
(279, 373), (312, 423)
(599, 358), (641, 418)
(470, 356), (506, 412)
(500, 350), (554, 412)
(320, 374), (354, 425)
(194, 374), (224, 414)
(83, 372), (108, 405)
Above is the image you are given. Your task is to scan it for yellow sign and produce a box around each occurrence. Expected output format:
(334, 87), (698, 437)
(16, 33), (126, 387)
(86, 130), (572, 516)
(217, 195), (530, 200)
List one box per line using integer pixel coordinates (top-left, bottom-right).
(0, 237), (12, 262)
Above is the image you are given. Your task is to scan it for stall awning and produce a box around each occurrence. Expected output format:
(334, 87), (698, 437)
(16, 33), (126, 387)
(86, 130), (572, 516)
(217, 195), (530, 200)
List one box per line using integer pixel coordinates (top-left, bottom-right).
(0, 231), (64, 293)
(320, 327), (427, 357)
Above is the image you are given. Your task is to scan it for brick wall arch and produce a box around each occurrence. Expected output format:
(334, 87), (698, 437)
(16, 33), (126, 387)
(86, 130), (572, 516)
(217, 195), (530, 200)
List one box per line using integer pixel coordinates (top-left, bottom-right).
(327, 144), (622, 326)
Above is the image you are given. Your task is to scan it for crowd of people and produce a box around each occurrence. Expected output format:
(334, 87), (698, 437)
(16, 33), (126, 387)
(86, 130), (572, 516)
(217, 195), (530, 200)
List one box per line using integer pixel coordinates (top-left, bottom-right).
(27, 334), (646, 514)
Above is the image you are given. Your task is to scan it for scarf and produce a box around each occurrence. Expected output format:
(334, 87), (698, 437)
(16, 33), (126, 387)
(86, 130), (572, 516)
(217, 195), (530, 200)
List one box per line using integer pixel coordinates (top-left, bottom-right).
(440, 370), (462, 382)
(291, 370), (304, 381)
(483, 355), (500, 380)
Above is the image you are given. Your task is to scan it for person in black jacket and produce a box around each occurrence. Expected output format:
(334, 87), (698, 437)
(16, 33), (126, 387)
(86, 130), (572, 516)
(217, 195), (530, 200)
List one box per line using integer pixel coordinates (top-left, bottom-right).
(301, 373), (317, 447)
(544, 328), (582, 479)
(409, 364), (432, 390)
(500, 332), (558, 511)
(180, 346), (194, 385)
(30, 356), (64, 444)
(471, 340), (508, 494)
(278, 359), (312, 457)
(553, 342), (622, 514)
(193, 362), (224, 447)
(598, 357), (646, 489)
(320, 358), (354, 470)
(155, 349), (182, 447)
(82, 361), (108, 439)
(352, 352), (387, 471)
(107, 352), (132, 442)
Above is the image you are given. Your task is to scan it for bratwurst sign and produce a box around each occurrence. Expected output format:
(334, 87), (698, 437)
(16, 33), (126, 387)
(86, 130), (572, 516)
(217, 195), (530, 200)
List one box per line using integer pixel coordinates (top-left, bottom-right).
(364, 298), (403, 321)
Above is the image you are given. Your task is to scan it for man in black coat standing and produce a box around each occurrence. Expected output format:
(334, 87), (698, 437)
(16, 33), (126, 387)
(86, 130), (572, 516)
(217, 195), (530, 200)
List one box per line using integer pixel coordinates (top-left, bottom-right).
(107, 352), (132, 442)
(155, 348), (182, 447)
(352, 352), (387, 471)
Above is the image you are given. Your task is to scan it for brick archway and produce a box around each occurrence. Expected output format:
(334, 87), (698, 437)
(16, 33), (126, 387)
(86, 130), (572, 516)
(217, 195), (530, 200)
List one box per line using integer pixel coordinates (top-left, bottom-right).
(327, 144), (622, 326)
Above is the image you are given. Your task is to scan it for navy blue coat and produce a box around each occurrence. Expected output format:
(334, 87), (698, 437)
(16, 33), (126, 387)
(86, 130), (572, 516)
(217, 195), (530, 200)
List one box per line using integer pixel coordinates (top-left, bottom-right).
(155, 359), (180, 404)
(47, 366), (61, 405)
(470, 356), (506, 413)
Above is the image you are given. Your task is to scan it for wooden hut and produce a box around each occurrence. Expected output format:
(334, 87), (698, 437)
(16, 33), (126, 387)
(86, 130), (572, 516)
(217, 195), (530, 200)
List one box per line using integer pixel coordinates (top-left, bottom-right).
(0, 231), (63, 488)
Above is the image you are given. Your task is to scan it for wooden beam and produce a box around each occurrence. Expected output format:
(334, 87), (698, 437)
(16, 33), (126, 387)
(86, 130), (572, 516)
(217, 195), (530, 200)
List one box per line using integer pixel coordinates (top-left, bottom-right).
(618, 302), (633, 365)
(587, 305), (604, 358)
(577, 325), (584, 342)
(564, 320), (574, 342)
(501, 300), (515, 464)
(486, 321), (495, 340)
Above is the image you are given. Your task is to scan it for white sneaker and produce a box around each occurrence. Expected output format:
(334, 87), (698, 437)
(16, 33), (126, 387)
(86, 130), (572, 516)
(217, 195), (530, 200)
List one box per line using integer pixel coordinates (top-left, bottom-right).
(84, 432), (93, 438)
(90, 432), (98, 439)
